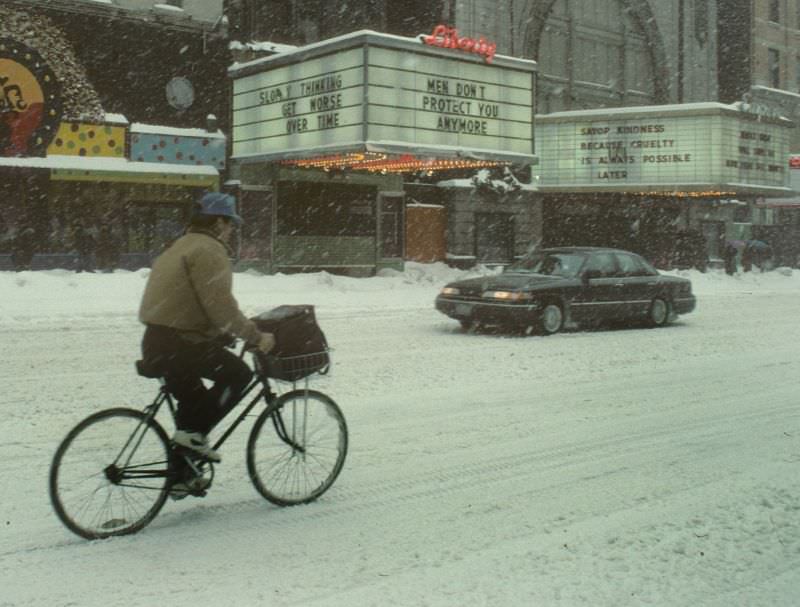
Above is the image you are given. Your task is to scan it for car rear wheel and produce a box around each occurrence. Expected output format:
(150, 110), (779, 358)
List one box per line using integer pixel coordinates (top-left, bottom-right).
(539, 303), (564, 335)
(648, 297), (670, 327)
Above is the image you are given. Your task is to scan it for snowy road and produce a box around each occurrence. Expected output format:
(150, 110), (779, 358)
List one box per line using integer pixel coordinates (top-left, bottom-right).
(2, 267), (799, 606)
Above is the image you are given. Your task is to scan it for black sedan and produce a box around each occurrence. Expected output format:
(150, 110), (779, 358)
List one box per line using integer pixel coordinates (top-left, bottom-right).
(435, 247), (696, 334)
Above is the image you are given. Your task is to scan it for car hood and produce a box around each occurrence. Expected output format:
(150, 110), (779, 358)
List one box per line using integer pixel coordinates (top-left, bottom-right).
(444, 273), (569, 292)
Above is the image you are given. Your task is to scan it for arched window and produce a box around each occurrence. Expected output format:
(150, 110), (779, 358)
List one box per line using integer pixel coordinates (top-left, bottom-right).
(536, 0), (656, 113)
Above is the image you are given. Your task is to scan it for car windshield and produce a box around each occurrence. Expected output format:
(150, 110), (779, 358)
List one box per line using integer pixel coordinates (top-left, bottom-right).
(504, 252), (586, 278)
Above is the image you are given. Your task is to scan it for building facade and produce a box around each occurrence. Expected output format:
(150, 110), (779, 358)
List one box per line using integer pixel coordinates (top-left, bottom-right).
(4, 0), (230, 129)
(228, 0), (778, 270)
(718, 0), (800, 148)
(716, 0), (800, 264)
(1, 0), (229, 269)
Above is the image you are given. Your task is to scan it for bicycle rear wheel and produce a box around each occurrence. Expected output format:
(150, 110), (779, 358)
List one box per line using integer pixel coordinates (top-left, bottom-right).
(49, 407), (171, 539)
(247, 390), (348, 506)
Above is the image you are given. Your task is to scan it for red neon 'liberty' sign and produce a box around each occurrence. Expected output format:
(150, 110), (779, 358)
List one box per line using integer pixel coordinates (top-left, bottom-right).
(421, 25), (497, 64)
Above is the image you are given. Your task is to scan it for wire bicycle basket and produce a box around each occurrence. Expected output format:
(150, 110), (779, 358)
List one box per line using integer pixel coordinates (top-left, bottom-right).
(256, 350), (331, 383)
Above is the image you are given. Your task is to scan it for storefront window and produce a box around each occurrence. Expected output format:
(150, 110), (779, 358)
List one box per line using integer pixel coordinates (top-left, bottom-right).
(124, 202), (186, 255)
(276, 182), (376, 237)
(701, 221), (723, 260)
(0, 174), (27, 254)
(768, 48), (781, 88)
(796, 55), (800, 92)
(769, 0), (780, 23)
(238, 189), (272, 260)
(733, 204), (751, 223)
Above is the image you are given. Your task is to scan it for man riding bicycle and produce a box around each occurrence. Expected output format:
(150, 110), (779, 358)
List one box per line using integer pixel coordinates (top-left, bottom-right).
(138, 192), (275, 466)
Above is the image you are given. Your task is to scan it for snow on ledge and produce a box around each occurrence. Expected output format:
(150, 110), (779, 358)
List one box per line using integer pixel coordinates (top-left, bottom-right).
(0, 155), (218, 175)
(153, 3), (185, 13)
(103, 113), (129, 125)
(131, 123), (225, 139)
(407, 202), (445, 209)
(230, 40), (298, 54)
(750, 85), (800, 101)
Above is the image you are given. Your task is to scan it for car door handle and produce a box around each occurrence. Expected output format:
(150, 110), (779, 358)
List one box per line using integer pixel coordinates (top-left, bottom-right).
(614, 283), (624, 287)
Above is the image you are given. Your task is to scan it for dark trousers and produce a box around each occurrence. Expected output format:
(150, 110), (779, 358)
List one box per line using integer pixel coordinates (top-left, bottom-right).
(142, 325), (253, 434)
(76, 252), (95, 273)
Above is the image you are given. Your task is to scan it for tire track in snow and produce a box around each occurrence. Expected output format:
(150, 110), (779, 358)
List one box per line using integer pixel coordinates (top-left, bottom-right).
(20, 397), (792, 558)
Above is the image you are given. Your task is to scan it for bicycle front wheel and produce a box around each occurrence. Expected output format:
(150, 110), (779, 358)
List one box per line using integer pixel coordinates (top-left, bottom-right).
(49, 407), (172, 540)
(247, 390), (348, 506)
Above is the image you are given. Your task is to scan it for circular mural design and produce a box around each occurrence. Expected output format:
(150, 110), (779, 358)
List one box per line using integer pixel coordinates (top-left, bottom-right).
(0, 38), (63, 157)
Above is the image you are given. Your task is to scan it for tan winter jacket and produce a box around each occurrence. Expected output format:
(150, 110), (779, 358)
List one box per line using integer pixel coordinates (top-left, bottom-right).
(138, 230), (261, 344)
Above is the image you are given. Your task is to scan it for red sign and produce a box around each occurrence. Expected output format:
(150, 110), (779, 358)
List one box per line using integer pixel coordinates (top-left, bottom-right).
(0, 38), (62, 157)
(789, 155), (800, 169)
(421, 25), (497, 64)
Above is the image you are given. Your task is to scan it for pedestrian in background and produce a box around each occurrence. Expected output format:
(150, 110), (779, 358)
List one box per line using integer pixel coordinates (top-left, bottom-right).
(11, 223), (36, 271)
(95, 224), (121, 272)
(741, 242), (753, 272)
(723, 242), (738, 275)
(72, 221), (96, 273)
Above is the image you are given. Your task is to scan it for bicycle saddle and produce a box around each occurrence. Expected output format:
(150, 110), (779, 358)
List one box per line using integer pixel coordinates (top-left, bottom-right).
(135, 359), (165, 379)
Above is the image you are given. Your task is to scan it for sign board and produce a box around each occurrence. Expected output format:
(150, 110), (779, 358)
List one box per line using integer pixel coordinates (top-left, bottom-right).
(232, 47), (365, 159)
(790, 155), (800, 193)
(0, 38), (62, 156)
(536, 104), (793, 193)
(230, 30), (536, 164)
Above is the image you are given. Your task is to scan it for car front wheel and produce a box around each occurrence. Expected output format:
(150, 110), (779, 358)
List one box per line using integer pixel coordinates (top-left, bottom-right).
(648, 297), (670, 327)
(539, 303), (564, 335)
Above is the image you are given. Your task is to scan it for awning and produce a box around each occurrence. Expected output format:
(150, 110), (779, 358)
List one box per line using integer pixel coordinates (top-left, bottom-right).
(757, 197), (800, 208)
(0, 155), (219, 187)
(234, 142), (535, 173)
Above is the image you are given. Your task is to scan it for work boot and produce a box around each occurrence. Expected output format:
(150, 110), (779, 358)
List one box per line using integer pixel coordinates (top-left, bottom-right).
(172, 430), (221, 463)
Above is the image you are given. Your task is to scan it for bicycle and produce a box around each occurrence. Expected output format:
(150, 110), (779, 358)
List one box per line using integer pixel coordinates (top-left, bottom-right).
(48, 345), (348, 540)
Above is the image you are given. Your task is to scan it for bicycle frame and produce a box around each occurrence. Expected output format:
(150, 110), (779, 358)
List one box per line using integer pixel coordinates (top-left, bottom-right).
(109, 347), (321, 491)
(140, 372), (271, 450)
(138, 366), (307, 463)
(108, 377), (270, 488)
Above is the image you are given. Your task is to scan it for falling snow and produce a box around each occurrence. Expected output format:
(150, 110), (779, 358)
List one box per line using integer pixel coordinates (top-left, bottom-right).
(2, 263), (799, 606)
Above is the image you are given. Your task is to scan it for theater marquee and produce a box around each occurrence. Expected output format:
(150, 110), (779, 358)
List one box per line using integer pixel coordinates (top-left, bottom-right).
(229, 30), (536, 171)
(536, 103), (793, 193)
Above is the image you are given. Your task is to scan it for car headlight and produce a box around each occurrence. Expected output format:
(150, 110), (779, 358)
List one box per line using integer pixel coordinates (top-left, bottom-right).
(482, 290), (533, 301)
(440, 286), (461, 296)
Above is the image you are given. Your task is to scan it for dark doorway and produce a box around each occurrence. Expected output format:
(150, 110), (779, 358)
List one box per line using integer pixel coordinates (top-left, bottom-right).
(379, 194), (404, 259)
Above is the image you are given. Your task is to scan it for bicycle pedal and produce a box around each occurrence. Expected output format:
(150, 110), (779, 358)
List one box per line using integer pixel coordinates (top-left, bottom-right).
(169, 486), (208, 501)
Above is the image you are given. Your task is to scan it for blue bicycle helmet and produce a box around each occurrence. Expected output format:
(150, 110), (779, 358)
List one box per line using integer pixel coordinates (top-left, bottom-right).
(194, 192), (242, 225)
